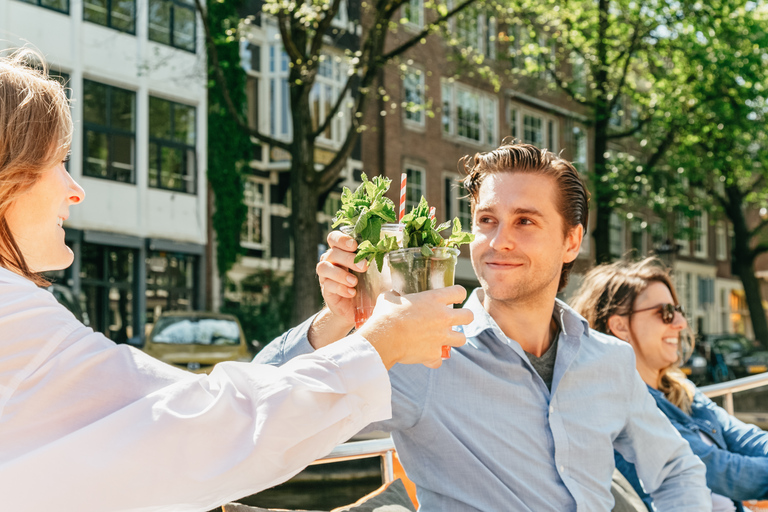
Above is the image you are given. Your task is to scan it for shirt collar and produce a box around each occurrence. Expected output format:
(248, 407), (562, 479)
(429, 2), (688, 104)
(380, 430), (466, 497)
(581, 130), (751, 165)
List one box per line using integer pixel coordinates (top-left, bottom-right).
(463, 288), (592, 341)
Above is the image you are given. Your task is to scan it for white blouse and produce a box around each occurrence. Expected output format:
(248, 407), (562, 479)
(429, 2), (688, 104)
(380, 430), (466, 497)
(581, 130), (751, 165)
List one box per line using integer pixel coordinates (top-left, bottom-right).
(0, 267), (391, 511)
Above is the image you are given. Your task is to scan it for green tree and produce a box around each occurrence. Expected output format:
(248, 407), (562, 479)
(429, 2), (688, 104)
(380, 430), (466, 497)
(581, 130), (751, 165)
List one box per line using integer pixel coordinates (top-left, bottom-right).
(488, 0), (741, 263)
(196, 0), (478, 324)
(658, 1), (768, 345)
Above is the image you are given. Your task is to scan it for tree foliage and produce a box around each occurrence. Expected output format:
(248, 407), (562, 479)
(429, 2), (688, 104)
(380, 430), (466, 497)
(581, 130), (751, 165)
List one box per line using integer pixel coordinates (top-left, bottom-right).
(196, 0), (479, 323)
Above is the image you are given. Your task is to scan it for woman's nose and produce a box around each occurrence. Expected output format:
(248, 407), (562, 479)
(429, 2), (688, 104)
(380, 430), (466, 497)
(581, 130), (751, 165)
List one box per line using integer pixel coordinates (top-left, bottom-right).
(671, 310), (687, 330)
(67, 174), (85, 204)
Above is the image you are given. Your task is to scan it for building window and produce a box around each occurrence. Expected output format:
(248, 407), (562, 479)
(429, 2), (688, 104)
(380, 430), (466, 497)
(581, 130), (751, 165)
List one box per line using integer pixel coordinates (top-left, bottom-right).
(523, 114), (543, 147)
(509, 106), (518, 139)
(83, 80), (136, 183)
(693, 212), (708, 258)
(444, 174), (471, 231)
(149, 97), (197, 193)
(508, 107), (558, 151)
(676, 211), (690, 256)
(609, 213), (625, 259)
(403, 67), (425, 127)
(242, 178), (269, 250)
(84, 0), (135, 33)
(148, 0), (196, 52)
(630, 217), (646, 256)
(19, 0), (69, 13)
(269, 45), (291, 139)
(80, 243), (136, 344)
(405, 165), (425, 211)
(402, 0), (423, 28)
(716, 221), (727, 261)
(453, 6), (497, 59)
(145, 251), (197, 330)
(442, 81), (497, 145)
(310, 54), (351, 145)
(573, 125), (588, 173)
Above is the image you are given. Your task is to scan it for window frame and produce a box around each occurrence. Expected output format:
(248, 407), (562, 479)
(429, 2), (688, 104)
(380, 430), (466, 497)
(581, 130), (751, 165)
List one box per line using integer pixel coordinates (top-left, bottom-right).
(676, 212), (691, 257)
(241, 176), (271, 251)
(19, 0), (69, 14)
(404, 164), (426, 212)
(443, 173), (472, 232)
(403, 66), (426, 128)
(716, 221), (727, 261)
(148, 0), (197, 53)
(442, 80), (498, 147)
(609, 212), (625, 259)
(402, 0), (424, 29)
(693, 211), (708, 259)
(148, 96), (198, 194)
(83, 0), (136, 34)
(82, 79), (137, 184)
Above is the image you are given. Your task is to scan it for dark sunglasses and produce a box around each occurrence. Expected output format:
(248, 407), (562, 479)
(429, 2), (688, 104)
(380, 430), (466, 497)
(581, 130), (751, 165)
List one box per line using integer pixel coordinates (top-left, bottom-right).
(631, 303), (685, 324)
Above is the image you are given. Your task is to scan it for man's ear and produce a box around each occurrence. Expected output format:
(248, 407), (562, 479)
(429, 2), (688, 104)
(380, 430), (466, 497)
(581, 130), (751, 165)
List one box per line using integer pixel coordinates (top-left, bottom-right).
(607, 314), (630, 342)
(563, 224), (584, 264)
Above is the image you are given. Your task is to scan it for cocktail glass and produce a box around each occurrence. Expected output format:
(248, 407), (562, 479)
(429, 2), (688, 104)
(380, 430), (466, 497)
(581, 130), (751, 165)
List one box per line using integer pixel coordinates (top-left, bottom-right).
(341, 224), (403, 329)
(386, 246), (460, 358)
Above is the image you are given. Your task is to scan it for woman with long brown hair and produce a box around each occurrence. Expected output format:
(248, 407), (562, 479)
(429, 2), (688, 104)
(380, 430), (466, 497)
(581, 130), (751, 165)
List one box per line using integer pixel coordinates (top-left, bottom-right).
(571, 257), (768, 512)
(0, 48), (470, 511)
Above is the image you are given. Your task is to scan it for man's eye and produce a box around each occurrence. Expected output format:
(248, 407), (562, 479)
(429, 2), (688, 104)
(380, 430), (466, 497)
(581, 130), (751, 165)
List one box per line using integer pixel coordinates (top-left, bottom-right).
(519, 218), (534, 225)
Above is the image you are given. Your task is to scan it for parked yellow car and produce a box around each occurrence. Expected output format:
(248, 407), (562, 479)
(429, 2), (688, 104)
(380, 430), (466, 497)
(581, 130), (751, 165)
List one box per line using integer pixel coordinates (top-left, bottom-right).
(143, 311), (252, 373)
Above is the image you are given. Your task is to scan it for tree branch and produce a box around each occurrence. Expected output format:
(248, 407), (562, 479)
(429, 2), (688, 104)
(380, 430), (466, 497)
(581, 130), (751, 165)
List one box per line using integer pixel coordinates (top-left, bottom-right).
(277, 10), (304, 63)
(608, 20), (642, 112)
(380, 0), (478, 63)
(750, 215), (768, 240)
(310, 0), (343, 57)
(642, 124), (676, 175)
(193, 0), (290, 151)
(606, 115), (650, 139)
(752, 243), (768, 260)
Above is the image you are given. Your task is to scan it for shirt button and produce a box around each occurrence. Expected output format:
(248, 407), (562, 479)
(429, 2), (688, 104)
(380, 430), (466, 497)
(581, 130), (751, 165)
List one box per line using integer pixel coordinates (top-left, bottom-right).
(549, 406), (554, 414)
(712, 429), (717, 434)
(560, 465), (565, 472)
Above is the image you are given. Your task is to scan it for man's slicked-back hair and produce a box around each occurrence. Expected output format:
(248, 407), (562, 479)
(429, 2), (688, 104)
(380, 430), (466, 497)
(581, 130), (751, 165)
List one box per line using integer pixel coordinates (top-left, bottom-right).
(460, 139), (590, 291)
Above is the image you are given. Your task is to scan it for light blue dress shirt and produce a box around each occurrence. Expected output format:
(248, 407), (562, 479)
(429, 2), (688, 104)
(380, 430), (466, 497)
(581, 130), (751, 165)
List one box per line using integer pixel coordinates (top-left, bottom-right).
(255, 289), (710, 511)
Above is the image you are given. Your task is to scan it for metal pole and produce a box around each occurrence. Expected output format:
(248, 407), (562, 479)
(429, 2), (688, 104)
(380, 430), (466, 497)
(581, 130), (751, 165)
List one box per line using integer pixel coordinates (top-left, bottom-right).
(382, 450), (395, 484)
(724, 392), (734, 416)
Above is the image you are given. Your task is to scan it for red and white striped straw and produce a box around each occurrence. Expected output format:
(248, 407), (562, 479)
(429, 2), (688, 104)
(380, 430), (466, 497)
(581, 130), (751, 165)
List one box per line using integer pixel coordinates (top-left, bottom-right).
(399, 173), (407, 221)
(429, 206), (436, 222)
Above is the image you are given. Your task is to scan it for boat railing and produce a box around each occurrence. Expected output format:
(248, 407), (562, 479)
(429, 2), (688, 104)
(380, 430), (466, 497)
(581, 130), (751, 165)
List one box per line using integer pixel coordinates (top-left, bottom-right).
(312, 437), (397, 485)
(308, 373), (768, 487)
(700, 372), (768, 415)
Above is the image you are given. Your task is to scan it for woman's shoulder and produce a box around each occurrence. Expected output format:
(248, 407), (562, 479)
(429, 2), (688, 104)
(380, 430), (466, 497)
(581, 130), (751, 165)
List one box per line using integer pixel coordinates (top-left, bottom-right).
(0, 277), (84, 356)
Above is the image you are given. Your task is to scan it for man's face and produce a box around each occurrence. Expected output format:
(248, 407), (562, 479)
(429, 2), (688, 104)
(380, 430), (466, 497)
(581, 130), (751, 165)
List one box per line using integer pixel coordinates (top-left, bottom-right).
(469, 172), (582, 307)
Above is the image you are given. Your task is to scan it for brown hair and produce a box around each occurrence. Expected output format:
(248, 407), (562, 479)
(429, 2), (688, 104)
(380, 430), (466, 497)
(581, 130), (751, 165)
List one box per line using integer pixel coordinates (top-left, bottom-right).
(570, 257), (695, 413)
(461, 139), (590, 291)
(0, 48), (73, 285)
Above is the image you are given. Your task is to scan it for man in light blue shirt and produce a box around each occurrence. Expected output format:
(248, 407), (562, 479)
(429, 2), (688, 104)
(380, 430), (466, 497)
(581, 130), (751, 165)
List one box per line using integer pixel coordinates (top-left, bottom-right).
(256, 142), (710, 511)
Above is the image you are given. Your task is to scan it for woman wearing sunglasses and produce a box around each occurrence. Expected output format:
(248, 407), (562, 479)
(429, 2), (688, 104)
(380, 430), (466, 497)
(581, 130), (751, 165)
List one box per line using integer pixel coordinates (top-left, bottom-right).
(570, 257), (768, 512)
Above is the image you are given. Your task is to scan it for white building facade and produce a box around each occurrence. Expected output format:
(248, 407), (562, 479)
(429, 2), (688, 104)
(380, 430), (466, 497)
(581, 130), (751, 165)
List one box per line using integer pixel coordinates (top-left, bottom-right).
(1, 0), (207, 343)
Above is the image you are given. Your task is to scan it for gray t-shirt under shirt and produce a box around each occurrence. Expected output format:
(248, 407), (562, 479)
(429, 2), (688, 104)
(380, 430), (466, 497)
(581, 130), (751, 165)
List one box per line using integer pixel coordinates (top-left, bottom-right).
(525, 325), (559, 391)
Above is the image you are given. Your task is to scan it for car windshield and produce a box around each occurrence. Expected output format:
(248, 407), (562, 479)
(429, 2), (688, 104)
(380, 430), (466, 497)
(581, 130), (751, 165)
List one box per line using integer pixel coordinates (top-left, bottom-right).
(151, 317), (241, 346)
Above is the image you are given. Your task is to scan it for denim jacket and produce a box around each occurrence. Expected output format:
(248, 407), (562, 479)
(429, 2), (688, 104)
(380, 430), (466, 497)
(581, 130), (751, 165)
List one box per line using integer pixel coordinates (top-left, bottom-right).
(616, 384), (768, 512)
